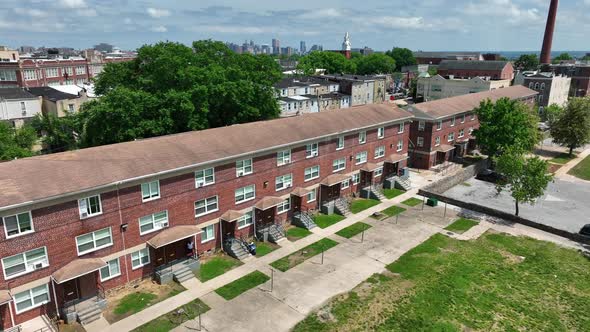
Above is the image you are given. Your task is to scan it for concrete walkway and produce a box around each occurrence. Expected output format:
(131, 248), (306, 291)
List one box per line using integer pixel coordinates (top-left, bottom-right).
(554, 146), (590, 180)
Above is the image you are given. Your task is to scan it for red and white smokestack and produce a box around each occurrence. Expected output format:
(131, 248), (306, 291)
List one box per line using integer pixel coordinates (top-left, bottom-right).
(540, 0), (559, 64)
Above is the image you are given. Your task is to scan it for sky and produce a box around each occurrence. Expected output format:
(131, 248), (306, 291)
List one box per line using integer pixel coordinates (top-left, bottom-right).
(0, 0), (589, 52)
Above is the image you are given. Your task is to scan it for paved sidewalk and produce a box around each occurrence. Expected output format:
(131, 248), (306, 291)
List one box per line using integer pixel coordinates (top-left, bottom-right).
(555, 146), (590, 178)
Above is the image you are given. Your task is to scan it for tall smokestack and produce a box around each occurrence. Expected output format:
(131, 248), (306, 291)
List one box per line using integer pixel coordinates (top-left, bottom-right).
(540, 0), (559, 64)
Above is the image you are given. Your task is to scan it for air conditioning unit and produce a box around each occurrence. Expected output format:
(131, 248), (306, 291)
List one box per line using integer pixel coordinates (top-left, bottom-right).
(160, 222), (169, 228)
(196, 182), (204, 188)
(81, 212), (88, 218)
(311, 151), (318, 157)
(33, 263), (44, 270)
(237, 172), (244, 177)
(22, 110), (27, 116)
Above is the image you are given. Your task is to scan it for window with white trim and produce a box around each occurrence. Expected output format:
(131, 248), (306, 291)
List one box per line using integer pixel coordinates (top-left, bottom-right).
(3, 211), (33, 238)
(277, 150), (291, 166)
(139, 211), (168, 235)
(458, 129), (465, 138)
(306, 143), (319, 158)
(374, 146), (385, 159)
(304, 165), (320, 181)
(76, 66), (86, 75)
(374, 167), (383, 177)
(131, 248), (150, 269)
(195, 196), (219, 216)
(377, 127), (385, 139)
(418, 121), (425, 131)
(397, 140), (403, 152)
(201, 224), (215, 243)
(195, 168), (215, 187)
(275, 174), (293, 191)
(469, 127), (474, 134)
(450, 117), (456, 127)
(436, 120), (442, 130)
(306, 189), (316, 203)
(332, 158), (346, 172)
(448, 132), (455, 142)
(141, 180), (160, 202)
(417, 137), (424, 147)
(100, 258), (121, 281)
(76, 227), (112, 255)
(23, 69), (37, 81)
(351, 173), (360, 185)
(78, 195), (102, 219)
(45, 68), (58, 78)
(277, 198), (290, 214)
(460, 114), (465, 123)
(341, 179), (350, 190)
(235, 185), (255, 204)
(336, 136), (344, 150)
(398, 123), (404, 133)
(435, 136), (441, 146)
(64, 67), (73, 75)
(358, 131), (366, 144)
(355, 151), (368, 164)
(236, 159), (253, 176)
(238, 211), (253, 229)
(2, 247), (48, 280)
(14, 285), (49, 314)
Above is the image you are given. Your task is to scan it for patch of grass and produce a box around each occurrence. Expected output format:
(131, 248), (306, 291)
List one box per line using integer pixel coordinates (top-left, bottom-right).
(444, 217), (479, 234)
(313, 214), (346, 229)
(401, 197), (422, 207)
(381, 205), (406, 217)
(569, 154), (590, 181)
(461, 181), (472, 187)
(198, 256), (242, 282)
(286, 226), (312, 241)
(296, 232), (590, 332)
(254, 241), (279, 257)
(113, 292), (158, 316)
(214, 271), (270, 300)
(383, 188), (404, 199)
(549, 152), (576, 165)
(130, 298), (210, 332)
(350, 199), (380, 214)
(270, 238), (339, 272)
(336, 222), (372, 239)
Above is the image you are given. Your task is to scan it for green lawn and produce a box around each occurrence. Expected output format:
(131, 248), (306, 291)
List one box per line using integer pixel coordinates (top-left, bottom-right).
(444, 218), (479, 234)
(383, 188), (404, 199)
(254, 241), (279, 257)
(549, 152), (576, 165)
(197, 256), (242, 282)
(286, 226), (312, 241)
(270, 238), (339, 272)
(294, 233), (590, 331)
(568, 155), (590, 181)
(381, 205), (406, 217)
(214, 270), (270, 300)
(113, 292), (158, 316)
(401, 197), (422, 207)
(335, 222), (372, 239)
(130, 299), (210, 332)
(350, 199), (381, 214)
(313, 214), (346, 229)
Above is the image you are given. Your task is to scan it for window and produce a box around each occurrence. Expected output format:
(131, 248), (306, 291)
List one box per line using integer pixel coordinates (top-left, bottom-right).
(538, 95), (543, 103)
(436, 120), (442, 130)
(471, 113), (475, 120)
(358, 131), (366, 144)
(14, 285), (50, 314)
(397, 140), (403, 152)
(195, 196), (219, 216)
(460, 114), (465, 123)
(100, 258), (121, 281)
(76, 66), (86, 75)
(141, 180), (160, 202)
(3, 212), (33, 238)
(448, 132), (455, 142)
(76, 227), (113, 255)
(417, 137), (424, 147)
(355, 151), (368, 165)
(45, 68), (58, 78)
(459, 129), (465, 138)
(2, 247), (48, 279)
(236, 159), (253, 176)
(64, 67), (73, 75)
(529, 82), (534, 89)
(332, 158), (346, 172)
(336, 136), (344, 150)
(0, 69), (17, 81)
(374, 146), (385, 159)
(201, 225), (215, 243)
(540, 83), (545, 90)
(435, 136), (441, 146)
(374, 167), (383, 178)
(277, 198), (290, 214)
(351, 173), (360, 185)
(306, 143), (319, 158)
(23, 69), (36, 81)
(398, 123), (404, 133)
(139, 211), (168, 235)
(535, 82), (540, 90)
(306, 189), (316, 203)
(131, 248), (150, 269)
(450, 117), (456, 127)
(20, 102), (26, 111)
(78, 195), (102, 219)
(237, 211), (253, 229)
(377, 127), (385, 139)
(418, 121), (425, 131)
(68, 104), (74, 112)
(275, 174), (293, 191)
(277, 150), (291, 166)
(304, 165), (320, 181)
(235, 185), (255, 204)
(195, 168), (215, 187)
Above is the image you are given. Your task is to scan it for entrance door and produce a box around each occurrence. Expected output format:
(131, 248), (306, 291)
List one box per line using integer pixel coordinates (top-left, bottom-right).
(78, 274), (97, 299)
(62, 279), (79, 303)
(154, 247), (166, 267)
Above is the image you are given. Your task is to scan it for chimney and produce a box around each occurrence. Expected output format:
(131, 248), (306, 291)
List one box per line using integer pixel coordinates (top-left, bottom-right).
(540, 0), (559, 64)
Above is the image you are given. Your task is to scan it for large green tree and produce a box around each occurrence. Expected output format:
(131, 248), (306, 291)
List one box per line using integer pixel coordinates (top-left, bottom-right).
(354, 53), (396, 75)
(552, 52), (573, 64)
(473, 98), (540, 157)
(495, 149), (553, 216)
(514, 54), (539, 70)
(549, 97), (590, 156)
(297, 51), (355, 75)
(31, 113), (78, 153)
(385, 48), (416, 68)
(0, 122), (36, 160)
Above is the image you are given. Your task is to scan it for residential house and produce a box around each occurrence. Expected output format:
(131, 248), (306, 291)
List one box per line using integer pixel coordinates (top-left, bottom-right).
(523, 73), (571, 114)
(0, 88), (42, 127)
(417, 75), (512, 101)
(28, 86), (89, 117)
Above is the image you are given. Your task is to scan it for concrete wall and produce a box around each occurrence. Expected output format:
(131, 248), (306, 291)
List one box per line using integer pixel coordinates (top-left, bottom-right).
(422, 159), (490, 194)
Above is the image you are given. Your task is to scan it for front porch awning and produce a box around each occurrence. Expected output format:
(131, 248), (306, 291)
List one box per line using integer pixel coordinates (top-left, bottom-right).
(360, 162), (382, 172)
(255, 196), (284, 210)
(0, 290), (11, 305)
(385, 154), (408, 164)
(321, 174), (350, 186)
(433, 144), (456, 153)
(220, 210), (244, 222)
(52, 258), (106, 284)
(147, 225), (203, 249)
(290, 187), (312, 197)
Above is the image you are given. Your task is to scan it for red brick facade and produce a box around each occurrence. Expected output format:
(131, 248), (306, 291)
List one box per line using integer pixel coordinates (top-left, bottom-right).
(437, 65), (514, 81)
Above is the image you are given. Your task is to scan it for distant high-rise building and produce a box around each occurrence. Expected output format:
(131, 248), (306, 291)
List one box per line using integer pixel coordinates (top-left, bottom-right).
(19, 46), (35, 54)
(272, 38), (280, 55)
(300, 41), (307, 55)
(310, 44), (323, 52)
(94, 43), (114, 53)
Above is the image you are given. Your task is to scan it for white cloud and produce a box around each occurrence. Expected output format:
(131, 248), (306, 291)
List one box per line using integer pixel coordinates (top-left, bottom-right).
(147, 8), (171, 18)
(151, 25), (168, 32)
(124, 18), (133, 24)
(58, 0), (87, 9)
(76, 8), (97, 17)
(300, 8), (344, 19)
(14, 8), (47, 17)
(368, 16), (427, 29)
(461, 0), (541, 24)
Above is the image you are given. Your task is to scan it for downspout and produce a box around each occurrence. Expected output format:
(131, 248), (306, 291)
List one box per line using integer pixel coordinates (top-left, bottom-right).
(8, 299), (15, 327)
(115, 184), (130, 283)
(51, 278), (60, 320)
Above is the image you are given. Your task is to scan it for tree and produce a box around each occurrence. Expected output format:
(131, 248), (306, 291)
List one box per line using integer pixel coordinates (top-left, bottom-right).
(427, 67), (438, 76)
(0, 122), (36, 160)
(514, 54), (539, 71)
(385, 48), (416, 68)
(543, 103), (563, 125)
(549, 97), (590, 156)
(582, 55), (590, 61)
(297, 51), (355, 75)
(354, 53), (396, 75)
(495, 149), (553, 216)
(31, 113), (78, 153)
(552, 52), (573, 64)
(473, 97), (540, 157)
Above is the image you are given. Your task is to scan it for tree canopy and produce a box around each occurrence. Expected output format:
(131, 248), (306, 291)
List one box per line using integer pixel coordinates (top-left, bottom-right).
(0, 122), (37, 160)
(552, 52), (573, 64)
(549, 97), (590, 156)
(297, 51), (355, 75)
(354, 53), (396, 75)
(385, 48), (416, 68)
(31, 113), (78, 153)
(514, 54), (539, 71)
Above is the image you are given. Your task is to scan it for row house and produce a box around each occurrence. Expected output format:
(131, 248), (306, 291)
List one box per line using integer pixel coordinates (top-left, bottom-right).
(0, 104), (412, 329)
(407, 85), (538, 169)
(550, 64), (590, 97)
(417, 75), (512, 101)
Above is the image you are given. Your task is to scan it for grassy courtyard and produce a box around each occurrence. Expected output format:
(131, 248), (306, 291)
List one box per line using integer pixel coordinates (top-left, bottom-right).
(254, 241), (279, 257)
(383, 188), (404, 199)
(130, 298), (210, 332)
(286, 226), (312, 241)
(335, 222), (372, 239)
(402, 197), (422, 207)
(444, 217), (479, 234)
(568, 155), (590, 181)
(294, 232), (590, 332)
(350, 198), (381, 213)
(270, 238), (339, 272)
(381, 205), (406, 217)
(197, 255), (242, 282)
(215, 270), (270, 300)
(313, 214), (345, 228)
(549, 152), (576, 165)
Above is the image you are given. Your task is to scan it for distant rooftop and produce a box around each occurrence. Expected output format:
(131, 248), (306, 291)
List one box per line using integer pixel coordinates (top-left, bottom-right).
(438, 60), (510, 71)
(27, 86), (79, 101)
(0, 88), (38, 100)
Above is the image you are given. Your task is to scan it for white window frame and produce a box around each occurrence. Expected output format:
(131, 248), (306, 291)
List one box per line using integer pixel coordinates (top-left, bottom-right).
(471, 113), (475, 120)
(304, 166), (320, 182)
(131, 248), (150, 269)
(355, 151), (368, 165)
(336, 136), (344, 150)
(2, 247), (49, 280)
(397, 140), (403, 152)
(450, 117), (456, 127)
(235, 185), (256, 204)
(78, 195), (102, 219)
(237, 211), (253, 229)
(332, 158), (346, 172)
(358, 131), (367, 144)
(418, 121), (425, 131)
(277, 198), (290, 214)
(76, 227), (113, 256)
(436, 120), (442, 131)
(398, 123), (404, 134)
(460, 114), (465, 123)
(351, 173), (360, 185)
(374, 146), (385, 159)
(141, 180), (160, 202)
(3, 211), (34, 239)
(195, 196), (219, 217)
(195, 167), (215, 188)
(236, 159), (253, 177)
(277, 150), (291, 166)
(100, 258), (121, 282)
(275, 174), (293, 191)
(417, 137), (424, 147)
(14, 285), (50, 314)
(341, 179), (350, 190)
(377, 127), (385, 139)
(201, 224), (215, 243)
(448, 132), (455, 142)
(139, 211), (169, 236)
(306, 189), (316, 203)
(306, 143), (319, 158)
(459, 129), (465, 138)
(435, 136), (441, 146)
(374, 167), (383, 178)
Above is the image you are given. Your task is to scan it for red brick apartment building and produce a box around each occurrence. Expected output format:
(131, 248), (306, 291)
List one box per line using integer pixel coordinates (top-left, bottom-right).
(437, 60), (515, 81)
(407, 85), (538, 169)
(0, 104), (412, 328)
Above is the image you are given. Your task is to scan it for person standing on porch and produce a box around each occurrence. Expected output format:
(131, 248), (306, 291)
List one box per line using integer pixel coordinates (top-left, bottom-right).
(187, 239), (195, 258)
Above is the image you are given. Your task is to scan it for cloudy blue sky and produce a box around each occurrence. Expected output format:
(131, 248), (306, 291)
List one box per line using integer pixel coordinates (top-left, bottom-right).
(0, 0), (588, 51)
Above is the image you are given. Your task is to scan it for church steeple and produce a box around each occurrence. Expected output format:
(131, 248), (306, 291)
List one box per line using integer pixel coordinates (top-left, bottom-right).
(342, 32), (351, 51)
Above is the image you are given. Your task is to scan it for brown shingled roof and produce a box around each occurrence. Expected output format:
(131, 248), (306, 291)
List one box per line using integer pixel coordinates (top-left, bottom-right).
(146, 225), (202, 249)
(0, 104), (413, 209)
(52, 258), (106, 284)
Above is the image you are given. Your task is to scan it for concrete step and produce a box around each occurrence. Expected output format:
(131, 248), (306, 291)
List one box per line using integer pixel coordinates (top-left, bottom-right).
(78, 304), (102, 325)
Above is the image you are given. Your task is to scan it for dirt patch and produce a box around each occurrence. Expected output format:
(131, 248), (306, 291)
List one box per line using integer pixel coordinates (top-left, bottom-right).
(547, 163), (563, 173)
(499, 250), (525, 264)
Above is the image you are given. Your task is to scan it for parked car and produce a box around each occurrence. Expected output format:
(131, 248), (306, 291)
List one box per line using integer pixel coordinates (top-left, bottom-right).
(579, 224), (590, 237)
(476, 169), (506, 184)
